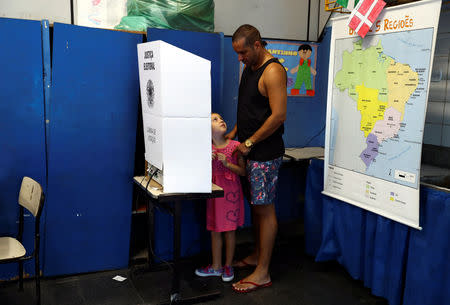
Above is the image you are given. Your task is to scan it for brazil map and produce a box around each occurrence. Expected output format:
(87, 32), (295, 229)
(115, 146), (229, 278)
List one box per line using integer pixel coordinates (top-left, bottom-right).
(328, 28), (433, 189)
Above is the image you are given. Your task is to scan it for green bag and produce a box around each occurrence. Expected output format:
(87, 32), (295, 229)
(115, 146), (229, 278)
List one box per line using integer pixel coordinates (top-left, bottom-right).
(115, 0), (214, 32)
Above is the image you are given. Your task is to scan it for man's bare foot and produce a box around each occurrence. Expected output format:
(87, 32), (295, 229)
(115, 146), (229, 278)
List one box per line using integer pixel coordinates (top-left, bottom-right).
(232, 271), (271, 293)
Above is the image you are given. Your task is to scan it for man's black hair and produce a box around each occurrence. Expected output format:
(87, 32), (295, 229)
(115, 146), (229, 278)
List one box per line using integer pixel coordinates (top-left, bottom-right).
(232, 24), (265, 48)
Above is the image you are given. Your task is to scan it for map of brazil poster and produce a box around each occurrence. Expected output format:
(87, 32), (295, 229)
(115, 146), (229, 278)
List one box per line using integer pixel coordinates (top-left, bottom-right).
(323, 0), (442, 229)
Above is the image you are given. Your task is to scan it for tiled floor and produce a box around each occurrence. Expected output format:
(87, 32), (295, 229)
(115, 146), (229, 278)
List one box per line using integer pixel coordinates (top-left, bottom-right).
(0, 224), (388, 305)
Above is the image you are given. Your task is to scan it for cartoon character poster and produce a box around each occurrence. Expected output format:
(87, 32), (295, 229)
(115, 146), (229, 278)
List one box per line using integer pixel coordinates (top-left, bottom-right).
(269, 41), (318, 97)
(240, 41), (318, 97)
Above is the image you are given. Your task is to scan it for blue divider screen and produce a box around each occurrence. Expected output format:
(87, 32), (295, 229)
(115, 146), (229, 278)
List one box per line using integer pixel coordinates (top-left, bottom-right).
(283, 28), (331, 148)
(0, 18), (47, 280)
(44, 23), (142, 276)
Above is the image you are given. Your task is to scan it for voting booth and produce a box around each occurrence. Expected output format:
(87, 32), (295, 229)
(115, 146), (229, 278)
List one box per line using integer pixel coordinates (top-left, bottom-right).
(137, 40), (212, 193)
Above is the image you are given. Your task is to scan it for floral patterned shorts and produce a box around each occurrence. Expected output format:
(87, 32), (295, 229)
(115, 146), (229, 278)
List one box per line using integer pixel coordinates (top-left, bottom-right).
(247, 157), (283, 205)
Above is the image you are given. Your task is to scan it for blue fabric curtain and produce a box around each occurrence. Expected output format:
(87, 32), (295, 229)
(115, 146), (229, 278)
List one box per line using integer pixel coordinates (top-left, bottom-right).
(304, 159), (325, 257)
(403, 186), (450, 305)
(304, 159), (449, 305)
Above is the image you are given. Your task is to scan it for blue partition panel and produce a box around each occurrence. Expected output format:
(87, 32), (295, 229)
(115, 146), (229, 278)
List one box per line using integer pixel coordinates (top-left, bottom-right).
(0, 18), (47, 280)
(283, 27), (331, 148)
(44, 23), (142, 276)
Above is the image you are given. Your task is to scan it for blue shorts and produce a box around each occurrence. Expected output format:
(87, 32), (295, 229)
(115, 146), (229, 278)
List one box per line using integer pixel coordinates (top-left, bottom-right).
(246, 157), (282, 205)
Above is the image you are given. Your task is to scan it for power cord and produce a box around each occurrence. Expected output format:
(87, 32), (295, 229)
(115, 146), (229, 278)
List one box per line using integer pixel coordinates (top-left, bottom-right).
(135, 166), (175, 272)
(144, 166), (158, 190)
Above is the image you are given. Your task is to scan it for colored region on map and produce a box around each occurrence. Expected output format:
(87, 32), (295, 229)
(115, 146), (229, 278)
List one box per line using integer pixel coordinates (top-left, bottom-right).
(386, 59), (419, 120)
(355, 84), (388, 137)
(334, 39), (418, 169)
(360, 133), (379, 168)
(335, 40), (390, 103)
(372, 107), (402, 143)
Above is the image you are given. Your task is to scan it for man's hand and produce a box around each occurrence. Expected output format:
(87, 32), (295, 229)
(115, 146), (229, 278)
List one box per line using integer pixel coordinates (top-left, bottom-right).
(233, 142), (251, 157)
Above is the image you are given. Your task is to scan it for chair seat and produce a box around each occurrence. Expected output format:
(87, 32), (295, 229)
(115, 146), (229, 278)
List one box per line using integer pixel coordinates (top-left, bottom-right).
(0, 237), (26, 260)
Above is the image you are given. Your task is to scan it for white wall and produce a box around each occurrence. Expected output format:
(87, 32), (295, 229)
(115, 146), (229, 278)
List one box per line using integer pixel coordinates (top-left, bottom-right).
(0, 0), (71, 23)
(424, 5), (450, 147)
(0, 0), (329, 41)
(214, 0), (328, 41)
(319, 0), (332, 37)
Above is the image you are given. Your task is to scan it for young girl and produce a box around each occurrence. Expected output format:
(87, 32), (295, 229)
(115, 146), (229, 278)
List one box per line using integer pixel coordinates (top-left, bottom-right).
(195, 113), (246, 282)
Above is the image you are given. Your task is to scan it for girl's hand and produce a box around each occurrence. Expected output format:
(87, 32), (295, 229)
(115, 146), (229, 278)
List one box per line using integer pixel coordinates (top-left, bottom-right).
(216, 153), (228, 166)
(212, 152), (217, 160)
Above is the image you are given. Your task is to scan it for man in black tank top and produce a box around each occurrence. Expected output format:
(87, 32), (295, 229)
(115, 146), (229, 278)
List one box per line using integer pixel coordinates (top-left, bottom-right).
(227, 24), (287, 293)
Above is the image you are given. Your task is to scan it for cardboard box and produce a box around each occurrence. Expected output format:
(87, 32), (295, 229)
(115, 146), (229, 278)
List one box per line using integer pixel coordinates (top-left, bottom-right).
(142, 113), (211, 193)
(138, 40), (212, 193)
(137, 40), (211, 118)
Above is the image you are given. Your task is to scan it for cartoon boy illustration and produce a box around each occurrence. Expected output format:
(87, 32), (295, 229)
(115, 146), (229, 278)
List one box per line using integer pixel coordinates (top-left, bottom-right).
(290, 44), (316, 96)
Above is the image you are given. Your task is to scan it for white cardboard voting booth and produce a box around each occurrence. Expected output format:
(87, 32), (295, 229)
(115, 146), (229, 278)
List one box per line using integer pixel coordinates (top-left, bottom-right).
(137, 40), (211, 193)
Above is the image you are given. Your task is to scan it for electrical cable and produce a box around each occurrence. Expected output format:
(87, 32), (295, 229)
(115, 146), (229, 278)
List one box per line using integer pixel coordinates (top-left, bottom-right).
(135, 166), (175, 273)
(144, 166), (158, 191)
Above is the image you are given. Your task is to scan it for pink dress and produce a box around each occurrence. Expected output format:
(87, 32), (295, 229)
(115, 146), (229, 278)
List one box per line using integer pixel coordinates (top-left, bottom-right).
(207, 140), (245, 232)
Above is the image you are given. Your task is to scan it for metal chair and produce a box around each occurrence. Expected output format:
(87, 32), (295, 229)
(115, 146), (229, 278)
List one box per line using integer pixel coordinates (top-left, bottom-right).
(0, 177), (45, 305)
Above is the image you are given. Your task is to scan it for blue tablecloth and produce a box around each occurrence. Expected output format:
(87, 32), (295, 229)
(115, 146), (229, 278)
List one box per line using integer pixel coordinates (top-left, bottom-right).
(304, 158), (450, 305)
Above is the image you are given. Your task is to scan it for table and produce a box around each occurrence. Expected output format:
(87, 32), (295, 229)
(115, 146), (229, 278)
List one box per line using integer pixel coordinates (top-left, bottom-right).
(133, 176), (224, 305)
(284, 147), (324, 161)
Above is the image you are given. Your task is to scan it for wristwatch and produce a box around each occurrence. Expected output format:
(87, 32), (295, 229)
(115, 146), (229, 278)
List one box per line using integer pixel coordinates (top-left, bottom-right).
(244, 139), (254, 149)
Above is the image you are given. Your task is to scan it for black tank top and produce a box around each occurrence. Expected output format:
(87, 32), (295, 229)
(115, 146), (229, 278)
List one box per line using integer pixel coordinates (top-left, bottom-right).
(237, 58), (285, 161)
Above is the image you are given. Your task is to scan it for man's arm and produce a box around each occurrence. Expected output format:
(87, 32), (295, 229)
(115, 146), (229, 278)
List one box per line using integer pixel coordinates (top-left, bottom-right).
(225, 124), (237, 140)
(235, 62), (287, 156)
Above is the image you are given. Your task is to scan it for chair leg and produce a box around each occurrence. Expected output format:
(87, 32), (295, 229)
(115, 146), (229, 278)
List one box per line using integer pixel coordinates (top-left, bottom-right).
(35, 256), (41, 305)
(19, 261), (24, 291)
